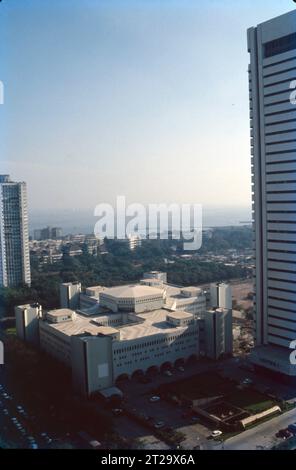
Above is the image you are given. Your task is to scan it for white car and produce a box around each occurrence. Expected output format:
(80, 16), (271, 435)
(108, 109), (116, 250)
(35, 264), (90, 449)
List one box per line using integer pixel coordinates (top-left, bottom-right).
(154, 421), (165, 429)
(211, 430), (222, 438)
(149, 396), (160, 403)
(164, 370), (173, 377)
(242, 378), (253, 385)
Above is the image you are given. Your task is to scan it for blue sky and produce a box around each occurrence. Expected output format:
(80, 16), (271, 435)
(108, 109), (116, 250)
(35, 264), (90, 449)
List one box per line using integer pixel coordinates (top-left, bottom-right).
(0, 0), (295, 211)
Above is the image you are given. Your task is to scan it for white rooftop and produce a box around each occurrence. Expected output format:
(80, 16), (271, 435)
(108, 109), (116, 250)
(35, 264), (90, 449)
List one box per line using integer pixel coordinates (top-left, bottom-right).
(101, 284), (164, 299)
(43, 308), (192, 340)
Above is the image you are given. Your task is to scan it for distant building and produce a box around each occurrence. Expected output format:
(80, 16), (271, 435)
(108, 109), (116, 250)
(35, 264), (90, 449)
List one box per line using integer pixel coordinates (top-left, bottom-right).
(248, 9), (296, 378)
(0, 175), (31, 287)
(116, 235), (142, 251)
(143, 271), (167, 283)
(127, 235), (142, 251)
(60, 282), (81, 309)
(210, 282), (232, 310)
(51, 227), (62, 239)
(33, 226), (62, 240)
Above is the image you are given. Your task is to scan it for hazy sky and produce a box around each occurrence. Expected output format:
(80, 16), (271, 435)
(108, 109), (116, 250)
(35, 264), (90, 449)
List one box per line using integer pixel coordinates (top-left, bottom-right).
(0, 0), (295, 211)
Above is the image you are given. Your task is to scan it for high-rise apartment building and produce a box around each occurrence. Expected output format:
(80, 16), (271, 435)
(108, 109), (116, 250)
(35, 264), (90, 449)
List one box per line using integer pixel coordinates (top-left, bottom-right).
(247, 10), (296, 377)
(0, 175), (31, 287)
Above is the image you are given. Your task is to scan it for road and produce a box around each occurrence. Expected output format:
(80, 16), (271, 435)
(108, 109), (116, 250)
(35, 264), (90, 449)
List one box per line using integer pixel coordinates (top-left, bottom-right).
(224, 408), (296, 450)
(0, 376), (56, 449)
(0, 329), (78, 449)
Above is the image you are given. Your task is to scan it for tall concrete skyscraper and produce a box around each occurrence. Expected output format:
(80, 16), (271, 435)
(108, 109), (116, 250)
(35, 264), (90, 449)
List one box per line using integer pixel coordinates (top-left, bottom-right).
(247, 10), (296, 377)
(0, 175), (31, 287)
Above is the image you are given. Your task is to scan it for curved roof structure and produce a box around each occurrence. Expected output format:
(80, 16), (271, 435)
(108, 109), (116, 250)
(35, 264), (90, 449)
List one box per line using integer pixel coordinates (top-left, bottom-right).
(102, 284), (164, 299)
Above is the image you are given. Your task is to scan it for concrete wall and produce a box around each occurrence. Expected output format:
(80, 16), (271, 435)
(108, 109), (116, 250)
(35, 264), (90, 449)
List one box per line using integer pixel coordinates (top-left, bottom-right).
(112, 327), (199, 379)
(205, 309), (232, 360)
(71, 335), (113, 396)
(100, 293), (164, 314)
(15, 304), (41, 346)
(39, 321), (71, 365)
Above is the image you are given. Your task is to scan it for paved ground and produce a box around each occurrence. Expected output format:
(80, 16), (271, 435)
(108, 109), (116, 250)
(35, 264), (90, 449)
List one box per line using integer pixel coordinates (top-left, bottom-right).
(114, 415), (170, 450)
(221, 359), (296, 403)
(224, 407), (296, 450)
(118, 359), (233, 450)
(117, 356), (296, 450)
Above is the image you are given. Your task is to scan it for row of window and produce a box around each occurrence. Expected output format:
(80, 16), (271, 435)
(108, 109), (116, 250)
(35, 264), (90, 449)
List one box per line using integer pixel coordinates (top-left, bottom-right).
(114, 338), (197, 361)
(113, 330), (198, 355)
(114, 345), (197, 369)
(264, 33), (296, 59)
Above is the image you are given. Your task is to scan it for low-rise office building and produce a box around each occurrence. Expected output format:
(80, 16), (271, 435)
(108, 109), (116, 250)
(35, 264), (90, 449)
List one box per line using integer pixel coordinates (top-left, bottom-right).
(16, 276), (233, 396)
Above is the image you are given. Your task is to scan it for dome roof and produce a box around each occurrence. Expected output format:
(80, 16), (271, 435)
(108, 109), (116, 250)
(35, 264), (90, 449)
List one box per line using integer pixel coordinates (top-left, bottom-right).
(102, 284), (164, 299)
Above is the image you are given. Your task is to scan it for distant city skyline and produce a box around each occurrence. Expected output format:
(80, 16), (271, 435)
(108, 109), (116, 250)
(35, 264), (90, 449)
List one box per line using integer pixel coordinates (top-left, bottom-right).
(28, 205), (252, 236)
(0, 0), (294, 211)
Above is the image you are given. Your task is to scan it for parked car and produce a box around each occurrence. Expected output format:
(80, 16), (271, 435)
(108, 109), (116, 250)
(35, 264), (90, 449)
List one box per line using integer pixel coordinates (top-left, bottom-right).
(112, 408), (123, 416)
(154, 421), (165, 429)
(149, 396), (160, 403)
(164, 370), (173, 377)
(210, 430), (222, 438)
(242, 378), (253, 385)
(276, 428), (292, 439)
(288, 423), (296, 435)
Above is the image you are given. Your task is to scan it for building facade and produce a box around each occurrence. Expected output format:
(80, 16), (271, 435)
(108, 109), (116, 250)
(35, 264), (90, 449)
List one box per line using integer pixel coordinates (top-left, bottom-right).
(60, 281), (82, 309)
(0, 175), (31, 287)
(205, 308), (233, 360)
(210, 282), (232, 310)
(247, 9), (296, 376)
(15, 303), (42, 346)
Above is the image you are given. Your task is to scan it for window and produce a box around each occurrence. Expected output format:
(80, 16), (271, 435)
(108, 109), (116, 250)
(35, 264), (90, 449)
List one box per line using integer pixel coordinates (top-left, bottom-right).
(264, 33), (296, 58)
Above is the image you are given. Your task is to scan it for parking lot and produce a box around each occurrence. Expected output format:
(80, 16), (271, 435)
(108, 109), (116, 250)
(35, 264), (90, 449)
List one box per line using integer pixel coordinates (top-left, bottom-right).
(0, 382), (54, 449)
(115, 357), (296, 449)
(117, 361), (234, 449)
